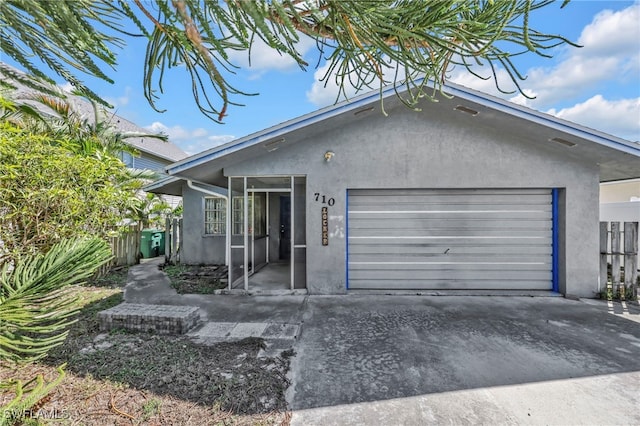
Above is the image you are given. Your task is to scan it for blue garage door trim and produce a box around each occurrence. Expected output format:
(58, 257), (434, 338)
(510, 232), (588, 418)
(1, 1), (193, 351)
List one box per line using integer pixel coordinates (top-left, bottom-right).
(346, 188), (350, 290)
(552, 188), (559, 293)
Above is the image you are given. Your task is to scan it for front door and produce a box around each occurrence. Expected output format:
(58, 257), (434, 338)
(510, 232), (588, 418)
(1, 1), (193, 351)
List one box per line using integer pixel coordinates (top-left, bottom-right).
(279, 196), (291, 260)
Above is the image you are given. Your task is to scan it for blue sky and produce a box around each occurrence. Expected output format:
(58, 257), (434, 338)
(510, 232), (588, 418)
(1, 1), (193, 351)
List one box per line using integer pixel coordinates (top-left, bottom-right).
(5, 1), (640, 155)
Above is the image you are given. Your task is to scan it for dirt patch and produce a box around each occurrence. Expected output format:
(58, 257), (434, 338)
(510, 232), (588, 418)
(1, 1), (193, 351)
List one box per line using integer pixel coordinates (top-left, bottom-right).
(163, 264), (228, 294)
(1, 362), (290, 425)
(1, 268), (292, 425)
(47, 333), (292, 415)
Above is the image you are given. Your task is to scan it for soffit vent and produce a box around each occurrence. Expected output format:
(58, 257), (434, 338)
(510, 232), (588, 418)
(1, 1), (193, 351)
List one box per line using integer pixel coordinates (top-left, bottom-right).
(549, 137), (577, 147)
(354, 106), (375, 116)
(454, 105), (479, 116)
(264, 138), (285, 152)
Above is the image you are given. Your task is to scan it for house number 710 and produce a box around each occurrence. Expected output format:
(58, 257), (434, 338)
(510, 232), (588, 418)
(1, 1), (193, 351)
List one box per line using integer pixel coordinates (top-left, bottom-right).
(314, 193), (335, 206)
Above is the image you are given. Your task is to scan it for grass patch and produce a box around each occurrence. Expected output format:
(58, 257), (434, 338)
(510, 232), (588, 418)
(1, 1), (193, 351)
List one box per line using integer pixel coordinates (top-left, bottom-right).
(599, 284), (638, 301)
(92, 266), (129, 288)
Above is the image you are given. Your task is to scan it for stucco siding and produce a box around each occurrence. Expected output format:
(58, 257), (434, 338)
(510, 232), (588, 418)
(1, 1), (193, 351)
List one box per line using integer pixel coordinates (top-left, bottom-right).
(223, 105), (600, 297)
(181, 183), (226, 265)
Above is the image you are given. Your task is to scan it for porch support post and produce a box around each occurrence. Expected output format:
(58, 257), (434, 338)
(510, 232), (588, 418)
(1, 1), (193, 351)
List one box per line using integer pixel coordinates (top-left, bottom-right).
(266, 193), (270, 263)
(290, 176), (295, 290)
(227, 176), (232, 290)
(244, 176), (249, 291)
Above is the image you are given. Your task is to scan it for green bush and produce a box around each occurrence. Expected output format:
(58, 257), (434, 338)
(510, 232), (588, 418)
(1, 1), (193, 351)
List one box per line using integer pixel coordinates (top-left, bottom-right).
(0, 122), (135, 264)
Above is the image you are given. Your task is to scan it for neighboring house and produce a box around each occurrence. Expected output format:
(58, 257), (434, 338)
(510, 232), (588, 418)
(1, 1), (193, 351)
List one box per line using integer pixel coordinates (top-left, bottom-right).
(600, 178), (640, 220)
(97, 111), (187, 210)
(66, 98), (188, 176)
(146, 81), (640, 298)
(1, 64), (188, 206)
(64, 100), (188, 209)
(600, 179), (640, 248)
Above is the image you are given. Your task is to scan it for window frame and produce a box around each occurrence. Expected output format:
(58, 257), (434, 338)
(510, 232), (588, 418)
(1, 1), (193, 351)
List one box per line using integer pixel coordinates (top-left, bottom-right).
(204, 196), (226, 235)
(232, 193), (266, 237)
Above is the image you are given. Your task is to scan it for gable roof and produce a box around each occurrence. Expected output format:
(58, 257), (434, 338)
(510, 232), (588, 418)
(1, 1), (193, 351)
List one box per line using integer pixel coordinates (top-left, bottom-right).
(163, 80), (640, 186)
(1, 64), (187, 163)
(66, 98), (188, 162)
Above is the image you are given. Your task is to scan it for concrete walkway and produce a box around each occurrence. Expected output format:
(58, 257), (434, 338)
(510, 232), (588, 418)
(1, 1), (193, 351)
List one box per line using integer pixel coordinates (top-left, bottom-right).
(122, 260), (640, 425)
(123, 259), (305, 356)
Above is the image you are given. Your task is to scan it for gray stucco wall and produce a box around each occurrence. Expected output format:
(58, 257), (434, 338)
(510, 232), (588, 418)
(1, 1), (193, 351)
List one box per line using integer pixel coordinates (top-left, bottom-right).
(180, 182), (226, 265)
(221, 104), (600, 298)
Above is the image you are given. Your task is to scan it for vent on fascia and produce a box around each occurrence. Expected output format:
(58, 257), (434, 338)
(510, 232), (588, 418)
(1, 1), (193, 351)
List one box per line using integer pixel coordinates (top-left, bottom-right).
(454, 105), (479, 116)
(549, 137), (577, 147)
(264, 138), (285, 152)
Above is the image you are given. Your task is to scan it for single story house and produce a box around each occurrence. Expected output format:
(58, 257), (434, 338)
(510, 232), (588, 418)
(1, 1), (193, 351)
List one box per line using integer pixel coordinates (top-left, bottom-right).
(146, 81), (640, 298)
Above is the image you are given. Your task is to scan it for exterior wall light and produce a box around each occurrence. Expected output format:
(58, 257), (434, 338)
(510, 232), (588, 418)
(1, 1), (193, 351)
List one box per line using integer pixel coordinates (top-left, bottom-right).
(324, 151), (335, 162)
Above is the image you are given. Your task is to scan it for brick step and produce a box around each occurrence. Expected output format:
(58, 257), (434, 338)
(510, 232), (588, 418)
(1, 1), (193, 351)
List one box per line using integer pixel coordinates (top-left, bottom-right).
(98, 303), (200, 334)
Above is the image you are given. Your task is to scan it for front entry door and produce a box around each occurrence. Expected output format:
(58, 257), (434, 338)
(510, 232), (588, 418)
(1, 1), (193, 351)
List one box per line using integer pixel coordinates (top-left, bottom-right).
(279, 196), (291, 260)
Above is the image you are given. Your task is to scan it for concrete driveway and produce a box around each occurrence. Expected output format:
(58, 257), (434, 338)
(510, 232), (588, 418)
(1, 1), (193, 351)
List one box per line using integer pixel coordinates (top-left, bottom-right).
(288, 296), (640, 425)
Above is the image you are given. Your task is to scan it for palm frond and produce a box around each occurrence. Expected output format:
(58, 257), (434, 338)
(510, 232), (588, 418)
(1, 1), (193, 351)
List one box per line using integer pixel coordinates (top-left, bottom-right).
(0, 237), (112, 364)
(1, 0), (578, 120)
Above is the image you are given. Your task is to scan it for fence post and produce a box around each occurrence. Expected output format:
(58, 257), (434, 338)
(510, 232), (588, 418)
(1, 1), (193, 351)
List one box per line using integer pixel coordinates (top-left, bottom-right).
(599, 222), (608, 292)
(624, 222), (639, 300)
(171, 218), (179, 265)
(611, 222), (623, 298)
(165, 217), (171, 263)
(178, 217), (183, 264)
(127, 230), (137, 265)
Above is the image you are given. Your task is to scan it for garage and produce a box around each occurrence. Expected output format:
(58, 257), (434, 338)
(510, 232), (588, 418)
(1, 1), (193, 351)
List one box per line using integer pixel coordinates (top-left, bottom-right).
(347, 189), (555, 291)
(152, 80), (640, 297)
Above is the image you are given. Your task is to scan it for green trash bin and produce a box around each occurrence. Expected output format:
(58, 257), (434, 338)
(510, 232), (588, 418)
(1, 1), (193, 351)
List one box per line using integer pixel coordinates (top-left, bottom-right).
(140, 229), (166, 258)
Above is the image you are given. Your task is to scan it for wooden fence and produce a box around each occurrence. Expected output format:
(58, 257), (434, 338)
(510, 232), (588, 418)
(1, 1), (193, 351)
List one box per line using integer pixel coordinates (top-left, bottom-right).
(109, 227), (140, 267)
(94, 227), (140, 276)
(600, 221), (639, 299)
(165, 217), (183, 265)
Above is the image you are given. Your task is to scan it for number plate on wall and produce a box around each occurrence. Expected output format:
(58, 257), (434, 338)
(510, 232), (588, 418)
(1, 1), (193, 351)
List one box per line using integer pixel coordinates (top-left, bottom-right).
(321, 207), (329, 246)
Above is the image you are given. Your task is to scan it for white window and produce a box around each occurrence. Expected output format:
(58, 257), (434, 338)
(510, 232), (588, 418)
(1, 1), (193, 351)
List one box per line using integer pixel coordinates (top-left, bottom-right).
(204, 197), (225, 235)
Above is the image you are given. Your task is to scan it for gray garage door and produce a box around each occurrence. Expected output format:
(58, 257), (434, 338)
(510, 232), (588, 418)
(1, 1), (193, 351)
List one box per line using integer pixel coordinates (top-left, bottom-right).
(347, 189), (553, 290)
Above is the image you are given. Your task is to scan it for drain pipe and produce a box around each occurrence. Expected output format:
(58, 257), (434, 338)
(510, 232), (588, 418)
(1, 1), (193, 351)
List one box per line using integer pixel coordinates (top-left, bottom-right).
(186, 180), (229, 266)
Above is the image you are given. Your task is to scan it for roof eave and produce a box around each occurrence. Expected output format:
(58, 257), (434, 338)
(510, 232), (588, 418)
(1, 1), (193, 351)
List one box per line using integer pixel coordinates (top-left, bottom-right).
(165, 80), (640, 178)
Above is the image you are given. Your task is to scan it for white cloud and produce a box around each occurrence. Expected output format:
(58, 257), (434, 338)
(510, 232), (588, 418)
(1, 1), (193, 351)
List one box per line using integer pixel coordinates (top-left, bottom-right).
(446, 4), (640, 140)
(450, 3), (640, 111)
(226, 33), (317, 78)
(547, 95), (640, 142)
(448, 66), (515, 98)
(305, 62), (349, 107)
(59, 82), (74, 93)
(208, 134), (235, 144)
(145, 121), (235, 155)
(192, 128), (208, 138)
(306, 58), (408, 107)
(305, 4), (640, 141)
(579, 5), (640, 55)
(105, 86), (133, 108)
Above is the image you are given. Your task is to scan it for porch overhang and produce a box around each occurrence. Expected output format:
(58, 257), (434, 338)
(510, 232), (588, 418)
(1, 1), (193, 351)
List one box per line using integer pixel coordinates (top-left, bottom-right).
(145, 176), (183, 196)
